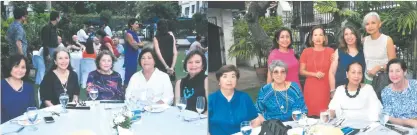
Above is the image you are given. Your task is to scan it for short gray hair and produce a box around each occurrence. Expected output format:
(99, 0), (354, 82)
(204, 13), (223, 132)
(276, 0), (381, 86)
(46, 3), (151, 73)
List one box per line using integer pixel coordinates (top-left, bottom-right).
(269, 60), (288, 73)
(363, 12), (381, 26)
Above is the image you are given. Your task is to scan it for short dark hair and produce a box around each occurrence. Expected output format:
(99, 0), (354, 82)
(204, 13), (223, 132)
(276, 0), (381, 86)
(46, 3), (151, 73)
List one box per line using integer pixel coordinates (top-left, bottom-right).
(346, 61), (364, 72)
(4, 54), (28, 78)
(215, 65), (240, 81)
(85, 38), (95, 54)
(156, 19), (169, 37)
(13, 8), (28, 20)
(387, 58), (407, 72)
(96, 29), (107, 37)
(339, 25), (363, 52)
(308, 25), (328, 47)
(138, 48), (158, 67)
(95, 50), (116, 70)
(128, 18), (138, 29)
(183, 50), (207, 73)
(50, 48), (74, 72)
(273, 27), (293, 50)
(196, 35), (202, 41)
(50, 11), (60, 21)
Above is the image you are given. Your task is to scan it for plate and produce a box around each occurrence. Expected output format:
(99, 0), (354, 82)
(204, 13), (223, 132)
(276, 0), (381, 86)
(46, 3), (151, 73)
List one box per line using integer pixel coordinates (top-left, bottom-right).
(298, 118), (319, 126)
(287, 128), (304, 135)
(144, 104), (169, 113)
(17, 119), (42, 126)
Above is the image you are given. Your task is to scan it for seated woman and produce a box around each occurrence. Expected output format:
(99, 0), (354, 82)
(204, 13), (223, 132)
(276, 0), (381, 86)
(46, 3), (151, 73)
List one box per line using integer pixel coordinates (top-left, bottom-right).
(175, 50), (208, 113)
(125, 48), (173, 105)
(86, 50), (123, 100)
(1, 55), (36, 124)
(256, 60), (307, 122)
(381, 58), (417, 128)
(67, 35), (86, 52)
(40, 47), (80, 108)
(209, 65), (263, 135)
(82, 39), (97, 59)
(329, 62), (381, 121)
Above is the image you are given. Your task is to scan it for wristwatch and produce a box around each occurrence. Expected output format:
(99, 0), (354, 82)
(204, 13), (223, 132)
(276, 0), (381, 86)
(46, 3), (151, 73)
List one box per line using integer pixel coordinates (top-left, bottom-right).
(165, 65), (169, 69)
(380, 65), (384, 70)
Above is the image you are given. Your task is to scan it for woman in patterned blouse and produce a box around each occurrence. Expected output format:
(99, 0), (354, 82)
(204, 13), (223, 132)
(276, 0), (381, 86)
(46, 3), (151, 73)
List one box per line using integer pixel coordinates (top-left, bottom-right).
(381, 58), (417, 128)
(86, 50), (124, 100)
(256, 60), (308, 122)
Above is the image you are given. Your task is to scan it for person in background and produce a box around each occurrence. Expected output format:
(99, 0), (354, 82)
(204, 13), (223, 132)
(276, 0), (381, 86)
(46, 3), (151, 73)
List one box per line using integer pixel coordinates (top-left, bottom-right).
(101, 19), (113, 38)
(124, 18), (144, 86)
(125, 48), (173, 105)
(362, 12), (396, 84)
(300, 26), (334, 117)
(41, 11), (60, 63)
(328, 62), (381, 121)
(329, 26), (366, 97)
(1, 54), (36, 124)
(96, 29), (119, 58)
(86, 50), (124, 100)
(82, 39), (97, 59)
(381, 58), (417, 128)
(57, 36), (65, 48)
(6, 8), (28, 57)
(256, 60), (307, 122)
(267, 28), (300, 88)
(67, 35), (86, 52)
(154, 19), (178, 82)
(113, 37), (124, 56)
(77, 23), (89, 45)
(39, 47), (80, 108)
(93, 37), (101, 54)
(189, 35), (208, 53)
(175, 50), (208, 113)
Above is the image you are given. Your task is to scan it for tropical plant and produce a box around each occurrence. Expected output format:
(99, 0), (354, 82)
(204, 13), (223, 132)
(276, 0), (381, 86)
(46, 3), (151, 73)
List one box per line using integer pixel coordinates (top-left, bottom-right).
(134, 1), (181, 21)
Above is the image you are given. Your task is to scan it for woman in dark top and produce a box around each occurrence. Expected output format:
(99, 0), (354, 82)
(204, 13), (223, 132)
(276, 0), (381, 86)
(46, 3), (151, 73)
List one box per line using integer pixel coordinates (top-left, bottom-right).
(40, 47), (80, 108)
(124, 18), (144, 86)
(153, 19), (178, 81)
(82, 38), (96, 59)
(96, 29), (120, 58)
(1, 55), (36, 123)
(175, 50), (208, 113)
(329, 26), (366, 95)
(86, 50), (124, 100)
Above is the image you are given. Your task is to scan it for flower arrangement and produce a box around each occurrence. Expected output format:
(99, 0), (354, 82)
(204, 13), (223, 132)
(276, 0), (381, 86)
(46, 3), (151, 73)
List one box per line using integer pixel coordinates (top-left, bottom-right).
(112, 109), (134, 129)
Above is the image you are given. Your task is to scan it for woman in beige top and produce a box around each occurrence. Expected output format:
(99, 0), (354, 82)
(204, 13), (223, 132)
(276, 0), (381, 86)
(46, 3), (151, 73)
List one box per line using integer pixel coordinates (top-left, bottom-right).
(362, 12), (396, 84)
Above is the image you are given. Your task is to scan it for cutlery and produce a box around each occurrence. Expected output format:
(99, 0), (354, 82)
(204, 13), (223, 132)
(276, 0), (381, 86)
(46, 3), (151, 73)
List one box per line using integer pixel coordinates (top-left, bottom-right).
(51, 111), (60, 116)
(362, 125), (371, 132)
(2, 126), (24, 135)
(335, 119), (345, 127)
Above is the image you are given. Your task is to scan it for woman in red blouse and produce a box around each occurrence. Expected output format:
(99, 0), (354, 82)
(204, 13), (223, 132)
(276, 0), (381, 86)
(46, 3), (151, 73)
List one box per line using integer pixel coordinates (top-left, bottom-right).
(96, 29), (120, 58)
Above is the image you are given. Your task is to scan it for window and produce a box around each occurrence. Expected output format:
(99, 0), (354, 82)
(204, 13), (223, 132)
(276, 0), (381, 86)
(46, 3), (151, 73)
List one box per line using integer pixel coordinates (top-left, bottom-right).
(192, 5), (195, 13)
(196, 1), (200, 13)
(185, 7), (190, 16)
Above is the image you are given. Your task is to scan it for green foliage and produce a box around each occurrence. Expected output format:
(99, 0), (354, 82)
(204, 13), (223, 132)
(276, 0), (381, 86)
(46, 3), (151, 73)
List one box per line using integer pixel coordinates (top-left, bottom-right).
(134, 1), (181, 21)
(259, 16), (284, 38)
(24, 13), (49, 49)
(100, 10), (112, 22)
(192, 13), (208, 36)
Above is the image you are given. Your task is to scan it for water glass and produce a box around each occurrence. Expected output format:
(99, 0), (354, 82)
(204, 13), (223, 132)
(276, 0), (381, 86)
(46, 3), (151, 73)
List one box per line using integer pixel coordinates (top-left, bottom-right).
(26, 107), (38, 131)
(379, 112), (390, 132)
(146, 89), (155, 106)
(176, 97), (187, 119)
(240, 121), (252, 135)
(196, 96), (205, 125)
(292, 110), (303, 123)
(320, 109), (330, 124)
(59, 93), (69, 113)
(89, 88), (99, 105)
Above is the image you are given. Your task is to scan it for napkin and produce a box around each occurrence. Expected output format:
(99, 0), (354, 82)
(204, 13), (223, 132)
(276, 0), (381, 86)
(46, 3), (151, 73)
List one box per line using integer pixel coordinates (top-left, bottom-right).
(66, 106), (90, 110)
(364, 122), (380, 133)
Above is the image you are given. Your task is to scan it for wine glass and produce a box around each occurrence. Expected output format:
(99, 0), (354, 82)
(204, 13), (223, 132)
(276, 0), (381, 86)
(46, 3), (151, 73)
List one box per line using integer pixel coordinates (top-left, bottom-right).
(379, 112), (390, 132)
(89, 88), (99, 106)
(196, 96), (205, 125)
(240, 121), (252, 135)
(26, 107), (38, 131)
(59, 93), (69, 113)
(292, 109), (303, 123)
(176, 97), (187, 119)
(320, 109), (330, 124)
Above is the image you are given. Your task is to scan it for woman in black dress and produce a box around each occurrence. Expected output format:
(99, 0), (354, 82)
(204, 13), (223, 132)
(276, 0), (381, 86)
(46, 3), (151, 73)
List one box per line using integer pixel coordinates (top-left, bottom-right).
(153, 19), (178, 81)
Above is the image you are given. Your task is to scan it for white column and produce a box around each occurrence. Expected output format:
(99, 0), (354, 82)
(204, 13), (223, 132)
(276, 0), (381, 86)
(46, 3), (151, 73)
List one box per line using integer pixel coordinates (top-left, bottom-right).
(220, 10), (236, 65)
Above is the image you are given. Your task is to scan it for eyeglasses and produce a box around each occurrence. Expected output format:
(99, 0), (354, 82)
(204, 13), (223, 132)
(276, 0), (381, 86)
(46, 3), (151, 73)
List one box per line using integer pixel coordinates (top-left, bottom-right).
(273, 70), (286, 75)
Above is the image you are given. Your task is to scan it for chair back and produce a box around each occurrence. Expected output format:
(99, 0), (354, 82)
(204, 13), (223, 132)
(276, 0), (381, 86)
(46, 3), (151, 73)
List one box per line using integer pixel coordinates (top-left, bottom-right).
(80, 58), (97, 88)
(113, 56), (125, 85)
(33, 55), (46, 85)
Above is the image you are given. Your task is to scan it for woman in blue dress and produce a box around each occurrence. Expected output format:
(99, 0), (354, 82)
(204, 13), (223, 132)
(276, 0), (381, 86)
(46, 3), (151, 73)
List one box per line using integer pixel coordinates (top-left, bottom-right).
(208, 65), (263, 135)
(124, 18), (144, 86)
(329, 26), (366, 97)
(1, 54), (36, 123)
(256, 60), (307, 122)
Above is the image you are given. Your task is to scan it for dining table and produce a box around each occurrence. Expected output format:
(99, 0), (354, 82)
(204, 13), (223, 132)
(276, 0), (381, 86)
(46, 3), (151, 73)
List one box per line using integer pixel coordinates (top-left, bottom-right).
(0, 101), (208, 135)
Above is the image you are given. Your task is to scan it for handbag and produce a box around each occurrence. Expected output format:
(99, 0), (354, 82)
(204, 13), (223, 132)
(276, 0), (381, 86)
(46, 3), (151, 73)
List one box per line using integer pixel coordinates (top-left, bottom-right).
(258, 120), (292, 135)
(372, 71), (391, 102)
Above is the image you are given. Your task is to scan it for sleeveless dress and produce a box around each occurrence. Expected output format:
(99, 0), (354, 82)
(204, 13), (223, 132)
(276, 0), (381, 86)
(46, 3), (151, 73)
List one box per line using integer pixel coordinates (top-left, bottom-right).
(300, 47), (334, 116)
(363, 34), (389, 84)
(335, 49), (366, 87)
(267, 49), (301, 88)
(124, 30), (140, 85)
(155, 34), (175, 81)
(180, 72), (207, 113)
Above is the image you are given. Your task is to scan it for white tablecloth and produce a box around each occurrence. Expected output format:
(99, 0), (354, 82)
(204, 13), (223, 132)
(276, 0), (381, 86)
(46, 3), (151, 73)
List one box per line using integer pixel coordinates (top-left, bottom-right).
(1, 103), (207, 135)
(234, 119), (415, 135)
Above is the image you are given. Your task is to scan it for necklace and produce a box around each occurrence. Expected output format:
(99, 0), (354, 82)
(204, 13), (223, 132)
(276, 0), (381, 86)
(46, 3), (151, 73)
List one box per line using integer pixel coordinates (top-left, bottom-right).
(345, 84), (361, 98)
(273, 83), (289, 113)
(6, 78), (23, 92)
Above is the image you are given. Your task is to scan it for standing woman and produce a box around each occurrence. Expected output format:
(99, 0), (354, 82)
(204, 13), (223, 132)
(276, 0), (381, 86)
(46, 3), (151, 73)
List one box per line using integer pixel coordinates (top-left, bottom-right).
(124, 18), (144, 86)
(300, 26), (334, 116)
(175, 50), (208, 113)
(267, 28), (300, 87)
(96, 29), (120, 58)
(1, 55), (36, 123)
(40, 47), (80, 108)
(329, 26), (366, 94)
(362, 12), (396, 84)
(154, 19), (178, 82)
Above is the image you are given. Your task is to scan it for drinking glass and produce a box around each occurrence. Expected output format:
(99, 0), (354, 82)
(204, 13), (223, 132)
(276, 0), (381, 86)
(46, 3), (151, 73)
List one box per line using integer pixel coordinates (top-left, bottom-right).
(176, 97), (187, 119)
(26, 107), (38, 131)
(240, 121), (252, 135)
(89, 88), (99, 106)
(292, 109), (303, 123)
(320, 109), (330, 124)
(59, 93), (69, 113)
(379, 112), (390, 132)
(196, 96), (205, 125)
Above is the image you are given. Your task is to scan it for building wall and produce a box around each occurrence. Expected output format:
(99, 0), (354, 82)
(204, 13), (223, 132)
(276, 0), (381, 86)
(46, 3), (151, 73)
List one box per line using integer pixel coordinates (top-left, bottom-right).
(179, 1), (206, 18)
